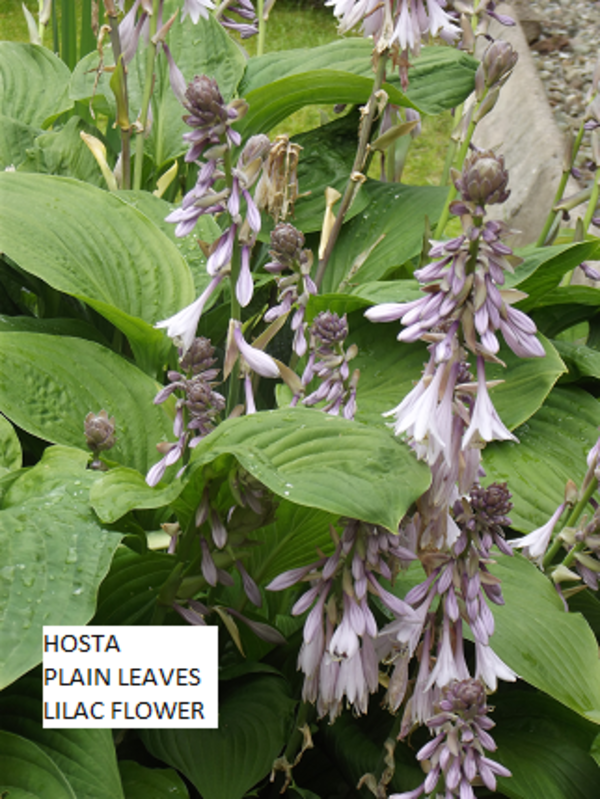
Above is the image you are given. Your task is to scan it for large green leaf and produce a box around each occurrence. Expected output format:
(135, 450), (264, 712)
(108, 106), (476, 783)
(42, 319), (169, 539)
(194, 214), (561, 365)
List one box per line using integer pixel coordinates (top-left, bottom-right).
(0, 115), (40, 170)
(93, 547), (174, 626)
(17, 116), (106, 187)
(248, 502), (336, 587)
(492, 691), (600, 799)
(119, 762), (189, 799)
(0, 447), (123, 690)
(0, 173), (194, 370)
(182, 408), (431, 532)
(238, 71), (417, 139)
(484, 386), (600, 532)
(531, 286), (600, 338)
(552, 340), (600, 383)
(0, 674), (124, 799)
(507, 240), (600, 311)
(239, 39), (477, 115)
(70, 13), (245, 169)
(318, 181), (447, 293)
(0, 414), (21, 474)
(142, 675), (294, 799)
(0, 731), (76, 799)
(0, 43), (73, 127)
(0, 332), (173, 475)
(90, 467), (183, 524)
(489, 552), (600, 724)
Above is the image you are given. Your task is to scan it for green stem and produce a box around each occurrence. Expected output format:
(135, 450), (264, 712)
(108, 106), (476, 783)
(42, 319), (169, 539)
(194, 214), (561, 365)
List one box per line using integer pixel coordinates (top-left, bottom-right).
(315, 50), (389, 290)
(104, 0), (131, 189)
(582, 165), (600, 233)
(257, 0), (266, 56)
(543, 477), (598, 568)
(133, 0), (160, 191)
(223, 148), (242, 414)
(536, 123), (586, 246)
(435, 113), (478, 237)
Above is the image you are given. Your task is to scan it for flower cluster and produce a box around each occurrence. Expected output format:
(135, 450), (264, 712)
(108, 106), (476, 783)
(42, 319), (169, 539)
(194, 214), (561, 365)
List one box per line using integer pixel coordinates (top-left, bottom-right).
(157, 75), (272, 351)
(146, 337), (225, 486)
(264, 223), (316, 356)
(325, 0), (459, 57)
(391, 679), (511, 799)
(267, 519), (418, 722)
(298, 311), (360, 419)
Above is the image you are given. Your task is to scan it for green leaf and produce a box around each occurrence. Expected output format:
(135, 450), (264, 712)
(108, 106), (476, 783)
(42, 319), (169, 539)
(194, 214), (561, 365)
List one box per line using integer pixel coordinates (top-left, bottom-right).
(183, 408), (431, 532)
(0, 447), (122, 689)
(318, 181), (447, 293)
(489, 552), (600, 724)
(239, 40), (477, 115)
(552, 340), (600, 383)
(0, 731), (76, 799)
(93, 548), (174, 626)
(17, 116), (106, 187)
(119, 761), (189, 799)
(237, 71), (416, 139)
(492, 691), (600, 799)
(0, 674), (124, 799)
(484, 386), (600, 532)
(141, 675), (295, 799)
(116, 190), (221, 296)
(0, 43), (73, 127)
(0, 314), (111, 346)
(531, 286), (600, 338)
(0, 414), (22, 474)
(0, 332), (173, 476)
(0, 173), (194, 370)
(0, 115), (40, 170)
(248, 501), (336, 587)
(507, 241), (600, 310)
(90, 468), (183, 524)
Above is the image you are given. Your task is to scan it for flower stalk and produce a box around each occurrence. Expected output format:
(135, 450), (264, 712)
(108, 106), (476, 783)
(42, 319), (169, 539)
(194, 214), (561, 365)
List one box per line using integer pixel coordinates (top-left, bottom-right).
(315, 50), (389, 289)
(133, 0), (160, 190)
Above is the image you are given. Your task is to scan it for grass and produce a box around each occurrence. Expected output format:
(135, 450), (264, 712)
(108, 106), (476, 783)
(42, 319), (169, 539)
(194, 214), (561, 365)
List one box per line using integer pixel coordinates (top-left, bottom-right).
(0, 0), (454, 186)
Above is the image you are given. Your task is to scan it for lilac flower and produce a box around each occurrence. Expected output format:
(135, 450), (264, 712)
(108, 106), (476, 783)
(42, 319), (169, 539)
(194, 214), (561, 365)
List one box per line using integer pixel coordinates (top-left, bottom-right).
(155, 274), (223, 352)
(181, 0), (215, 23)
(475, 641), (517, 692)
(510, 502), (566, 565)
(232, 323), (280, 380)
(462, 356), (517, 450)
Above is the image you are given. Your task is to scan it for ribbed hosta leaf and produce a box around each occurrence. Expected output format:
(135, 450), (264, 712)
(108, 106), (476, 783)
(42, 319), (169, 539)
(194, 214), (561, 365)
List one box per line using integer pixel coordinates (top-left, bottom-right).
(492, 691), (600, 799)
(0, 115), (39, 170)
(507, 241), (600, 310)
(141, 675), (295, 799)
(0, 674), (124, 799)
(0, 731), (76, 799)
(239, 39), (477, 115)
(489, 553), (600, 724)
(0, 173), (194, 370)
(318, 181), (447, 293)
(0, 447), (122, 690)
(484, 386), (599, 532)
(181, 408), (431, 532)
(531, 286), (600, 338)
(0, 43), (72, 127)
(119, 761), (189, 799)
(0, 414), (21, 474)
(238, 71), (415, 139)
(0, 333), (173, 474)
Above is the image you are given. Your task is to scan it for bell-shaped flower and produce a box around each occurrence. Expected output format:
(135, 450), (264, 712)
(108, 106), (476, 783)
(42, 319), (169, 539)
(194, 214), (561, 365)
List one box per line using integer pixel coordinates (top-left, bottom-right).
(462, 356), (517, 450)
(510, 502), (566, 565)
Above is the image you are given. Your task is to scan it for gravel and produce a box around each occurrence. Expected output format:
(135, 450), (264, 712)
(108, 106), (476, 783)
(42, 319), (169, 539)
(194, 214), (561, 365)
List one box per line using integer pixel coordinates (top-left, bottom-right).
(516, 0), (600, 184)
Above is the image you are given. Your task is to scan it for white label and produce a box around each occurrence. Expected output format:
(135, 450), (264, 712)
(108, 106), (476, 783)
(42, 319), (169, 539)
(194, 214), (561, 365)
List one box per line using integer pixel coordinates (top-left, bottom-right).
(42, 626), (218, 728)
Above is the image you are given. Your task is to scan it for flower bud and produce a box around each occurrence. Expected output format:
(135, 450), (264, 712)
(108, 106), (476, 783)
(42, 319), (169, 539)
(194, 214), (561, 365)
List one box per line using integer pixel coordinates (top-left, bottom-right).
(84, 410), (116, 453)
(180, 336), (217, 374)
(480, 40), (518, 90)
(311, 311), (348, 346)
(183, 76), (228, 127)
(453, 149), (510, 206)
(270, 223), (305, 266)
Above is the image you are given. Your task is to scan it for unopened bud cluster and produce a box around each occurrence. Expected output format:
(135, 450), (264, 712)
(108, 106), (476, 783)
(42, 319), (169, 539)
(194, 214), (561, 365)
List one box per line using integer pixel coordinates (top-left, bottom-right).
(85, 410), (116, 469)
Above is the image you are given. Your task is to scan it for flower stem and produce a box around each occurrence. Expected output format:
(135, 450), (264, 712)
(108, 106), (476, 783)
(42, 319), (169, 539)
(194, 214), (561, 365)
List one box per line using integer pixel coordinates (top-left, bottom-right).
(435, 113), (478, 237)
(103, 0), (131, 189)
(543, 477), (598, 568)
(582, 163), (600, 233)
(315, 50), (389, 290)
(257, 0), (266, 57)
(536, 123), (586, 246)
(133, 0), (160, 191)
